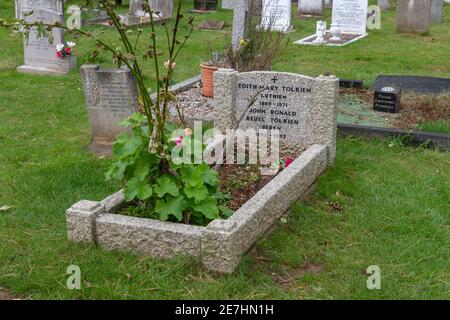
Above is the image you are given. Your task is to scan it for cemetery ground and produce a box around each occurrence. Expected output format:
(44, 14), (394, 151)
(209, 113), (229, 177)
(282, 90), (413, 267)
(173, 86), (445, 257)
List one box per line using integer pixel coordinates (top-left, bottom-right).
(0, 1), (449, 299)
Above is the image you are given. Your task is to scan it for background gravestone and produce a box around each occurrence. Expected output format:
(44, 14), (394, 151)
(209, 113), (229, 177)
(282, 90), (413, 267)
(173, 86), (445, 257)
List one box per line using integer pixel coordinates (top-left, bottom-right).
(431, 0), (444, 23)
(378, 0), (390, 10)
(193, 0), (218, 12)
(298, 0), (325, 17)
(16, 0), (77, 75)
(331, 0), (368, 34)
(80, 65), (139, 155)
(213, 69), (339, 162)
(396, 0), (432, 33)
(261, 0), (292, 32)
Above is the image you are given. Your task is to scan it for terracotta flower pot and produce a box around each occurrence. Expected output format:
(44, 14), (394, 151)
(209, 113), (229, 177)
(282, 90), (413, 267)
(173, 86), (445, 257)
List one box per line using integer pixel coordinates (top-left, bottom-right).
(200, 64), (218, 98)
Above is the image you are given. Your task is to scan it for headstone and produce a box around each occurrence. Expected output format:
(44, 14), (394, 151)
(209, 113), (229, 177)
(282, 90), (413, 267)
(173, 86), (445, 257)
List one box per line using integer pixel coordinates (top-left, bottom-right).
(193, 0), (218, 12)
(431, 0), (444, 23)
(261, 0), (293, 32)
(122, 0), (172, 26)
(396, 0), (432, 33)
(16, 0), (77, 75)
(298, 0), (325, 17)
(198, 20), (226, 30)
(373, 75), (450, 95)
(331, 0), (368, 34)
(325, 0), (333, 7)
(378, 0), (390, 10)
(373, 87), (401, 113)
(213, 69), (339, 160)
(80, 65), (140, 154)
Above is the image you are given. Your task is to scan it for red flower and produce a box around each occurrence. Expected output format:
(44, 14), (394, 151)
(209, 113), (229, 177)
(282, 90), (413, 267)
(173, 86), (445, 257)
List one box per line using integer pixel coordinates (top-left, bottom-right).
(65, 47), (72, 55)
(56, 51), (62, 58)
(285, 157), (294, 167)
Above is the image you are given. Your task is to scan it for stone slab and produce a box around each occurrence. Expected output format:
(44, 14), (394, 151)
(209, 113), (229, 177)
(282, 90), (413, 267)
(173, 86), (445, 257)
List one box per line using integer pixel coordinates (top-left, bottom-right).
(373, 75), (450, 95)
(396, 0), (432, 33)
(331, 0), (368, 34)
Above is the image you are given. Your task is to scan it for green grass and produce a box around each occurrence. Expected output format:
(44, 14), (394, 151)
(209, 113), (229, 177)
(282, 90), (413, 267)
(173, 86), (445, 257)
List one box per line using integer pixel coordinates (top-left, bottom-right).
(418, 121), (450, 134)
(0, 1), (449, 299)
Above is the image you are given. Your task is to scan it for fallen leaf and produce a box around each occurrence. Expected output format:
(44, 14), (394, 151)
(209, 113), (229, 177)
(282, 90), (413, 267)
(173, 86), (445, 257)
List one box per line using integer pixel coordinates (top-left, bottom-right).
(0, 206), (11, 212)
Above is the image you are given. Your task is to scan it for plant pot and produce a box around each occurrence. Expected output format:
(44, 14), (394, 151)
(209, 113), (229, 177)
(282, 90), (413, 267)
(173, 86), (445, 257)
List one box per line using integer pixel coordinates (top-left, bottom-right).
(200, 64), (218, 97)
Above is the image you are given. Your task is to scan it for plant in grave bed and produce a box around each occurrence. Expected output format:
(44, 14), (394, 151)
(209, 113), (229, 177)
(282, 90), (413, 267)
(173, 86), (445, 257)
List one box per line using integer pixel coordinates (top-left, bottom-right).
(0, 0), (230, 225)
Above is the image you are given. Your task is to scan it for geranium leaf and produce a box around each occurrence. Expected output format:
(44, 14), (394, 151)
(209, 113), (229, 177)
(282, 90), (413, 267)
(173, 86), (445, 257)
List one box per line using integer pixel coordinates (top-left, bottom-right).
(184, 184), (208, 203)
(155, 195), (187, 221)
(192, 197), (219, 220)
(180, 166), (203, 187)
(124, 177), (153, 202)
(154, 175), (180, 198)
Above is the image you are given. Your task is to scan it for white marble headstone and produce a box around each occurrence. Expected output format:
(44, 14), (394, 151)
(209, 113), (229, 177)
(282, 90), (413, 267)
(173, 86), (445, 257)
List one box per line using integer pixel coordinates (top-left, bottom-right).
(261, 0), (292, 32)
(331, 0), (368, 34)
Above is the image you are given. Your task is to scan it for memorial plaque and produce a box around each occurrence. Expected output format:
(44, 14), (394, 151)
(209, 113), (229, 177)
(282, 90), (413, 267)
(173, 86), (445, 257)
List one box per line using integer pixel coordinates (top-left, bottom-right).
(81, 65), (140, 154)
(214, 70), (339, 157)
(261, 0), (292, 32)
(396, 0), (432, 33)
(373, 87), (401, 113)
(331, 0), (368, 34)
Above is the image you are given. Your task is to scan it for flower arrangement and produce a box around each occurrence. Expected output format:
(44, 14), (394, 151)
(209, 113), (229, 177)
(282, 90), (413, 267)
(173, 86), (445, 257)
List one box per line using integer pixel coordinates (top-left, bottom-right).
(56, 41), (76, 58)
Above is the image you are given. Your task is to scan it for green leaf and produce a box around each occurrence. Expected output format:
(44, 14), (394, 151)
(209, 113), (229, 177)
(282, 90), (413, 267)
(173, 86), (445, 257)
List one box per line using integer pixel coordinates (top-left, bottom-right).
(113, 134), (143, 158)
(154, 175), (180, 198)
(200, 164), (219, 187)
(155, 195), (187, 221)
(184, 184), (209, 203)
(180, 166), (203, 187)
(134, 155), (150, 181)
(192, 197), (220, 220)
(124, 177), (153, 202)
(219, 206), (234, 218)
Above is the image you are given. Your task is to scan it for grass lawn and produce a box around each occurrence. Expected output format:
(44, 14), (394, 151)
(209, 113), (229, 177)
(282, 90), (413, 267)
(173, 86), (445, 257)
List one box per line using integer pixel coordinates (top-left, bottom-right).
(0, 1), (449, 299)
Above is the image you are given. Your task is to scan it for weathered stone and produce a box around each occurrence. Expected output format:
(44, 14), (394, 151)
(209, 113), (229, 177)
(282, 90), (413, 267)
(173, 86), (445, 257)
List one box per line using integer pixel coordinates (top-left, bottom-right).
(16, 0), (77, 75)
(66, 200), (105, 243)
(80, 65), (139, 155)
(298, 0), (325, 17)
(396, 0), (432, 33)
(96, 214), (204, 259)
(213, 69), (339, 163)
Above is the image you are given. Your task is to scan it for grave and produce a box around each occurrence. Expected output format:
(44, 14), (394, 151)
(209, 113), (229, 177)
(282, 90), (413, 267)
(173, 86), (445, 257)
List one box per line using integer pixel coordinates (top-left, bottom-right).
(297, 0), (325, 18)
(67, 70), (339, 273)
(261, 0), (293, 32)
(431, 0), (444, 24)
(120, 0), (173, 26)
(80, 65), (139, 155)
(373, 75), (450, 95)
(373, 87), (402, 113)
(294, 0), (369, 46)
(396, 0), (432, 33)
(198, 20), (226, 30)
(15, 0), (77, 75)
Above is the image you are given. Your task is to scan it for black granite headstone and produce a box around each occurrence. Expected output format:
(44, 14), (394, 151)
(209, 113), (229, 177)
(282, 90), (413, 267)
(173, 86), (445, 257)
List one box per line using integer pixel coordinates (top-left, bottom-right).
(373, 75), (450, 95)
(340, 79), (364, 89)
(373, 87), (401, 113)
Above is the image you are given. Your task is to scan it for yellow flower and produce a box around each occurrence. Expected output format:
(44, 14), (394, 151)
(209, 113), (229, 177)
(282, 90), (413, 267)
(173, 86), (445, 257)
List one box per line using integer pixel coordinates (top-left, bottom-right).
(239, 38), (248, 46)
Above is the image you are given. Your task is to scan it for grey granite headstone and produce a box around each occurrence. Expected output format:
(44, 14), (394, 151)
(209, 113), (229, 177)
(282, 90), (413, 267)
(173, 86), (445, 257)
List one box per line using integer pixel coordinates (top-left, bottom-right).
(80, 65), (140, 155)
(431, 0), (444, 23)
(150, 0), (173, 20)
(396, 0), (432, 33)
(16, 0), (77, 75)
(122, 0), (173, 26)
(298, 0), (325, 17)
(331, 0), (368, 34)
(213, 69), (339, 161)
